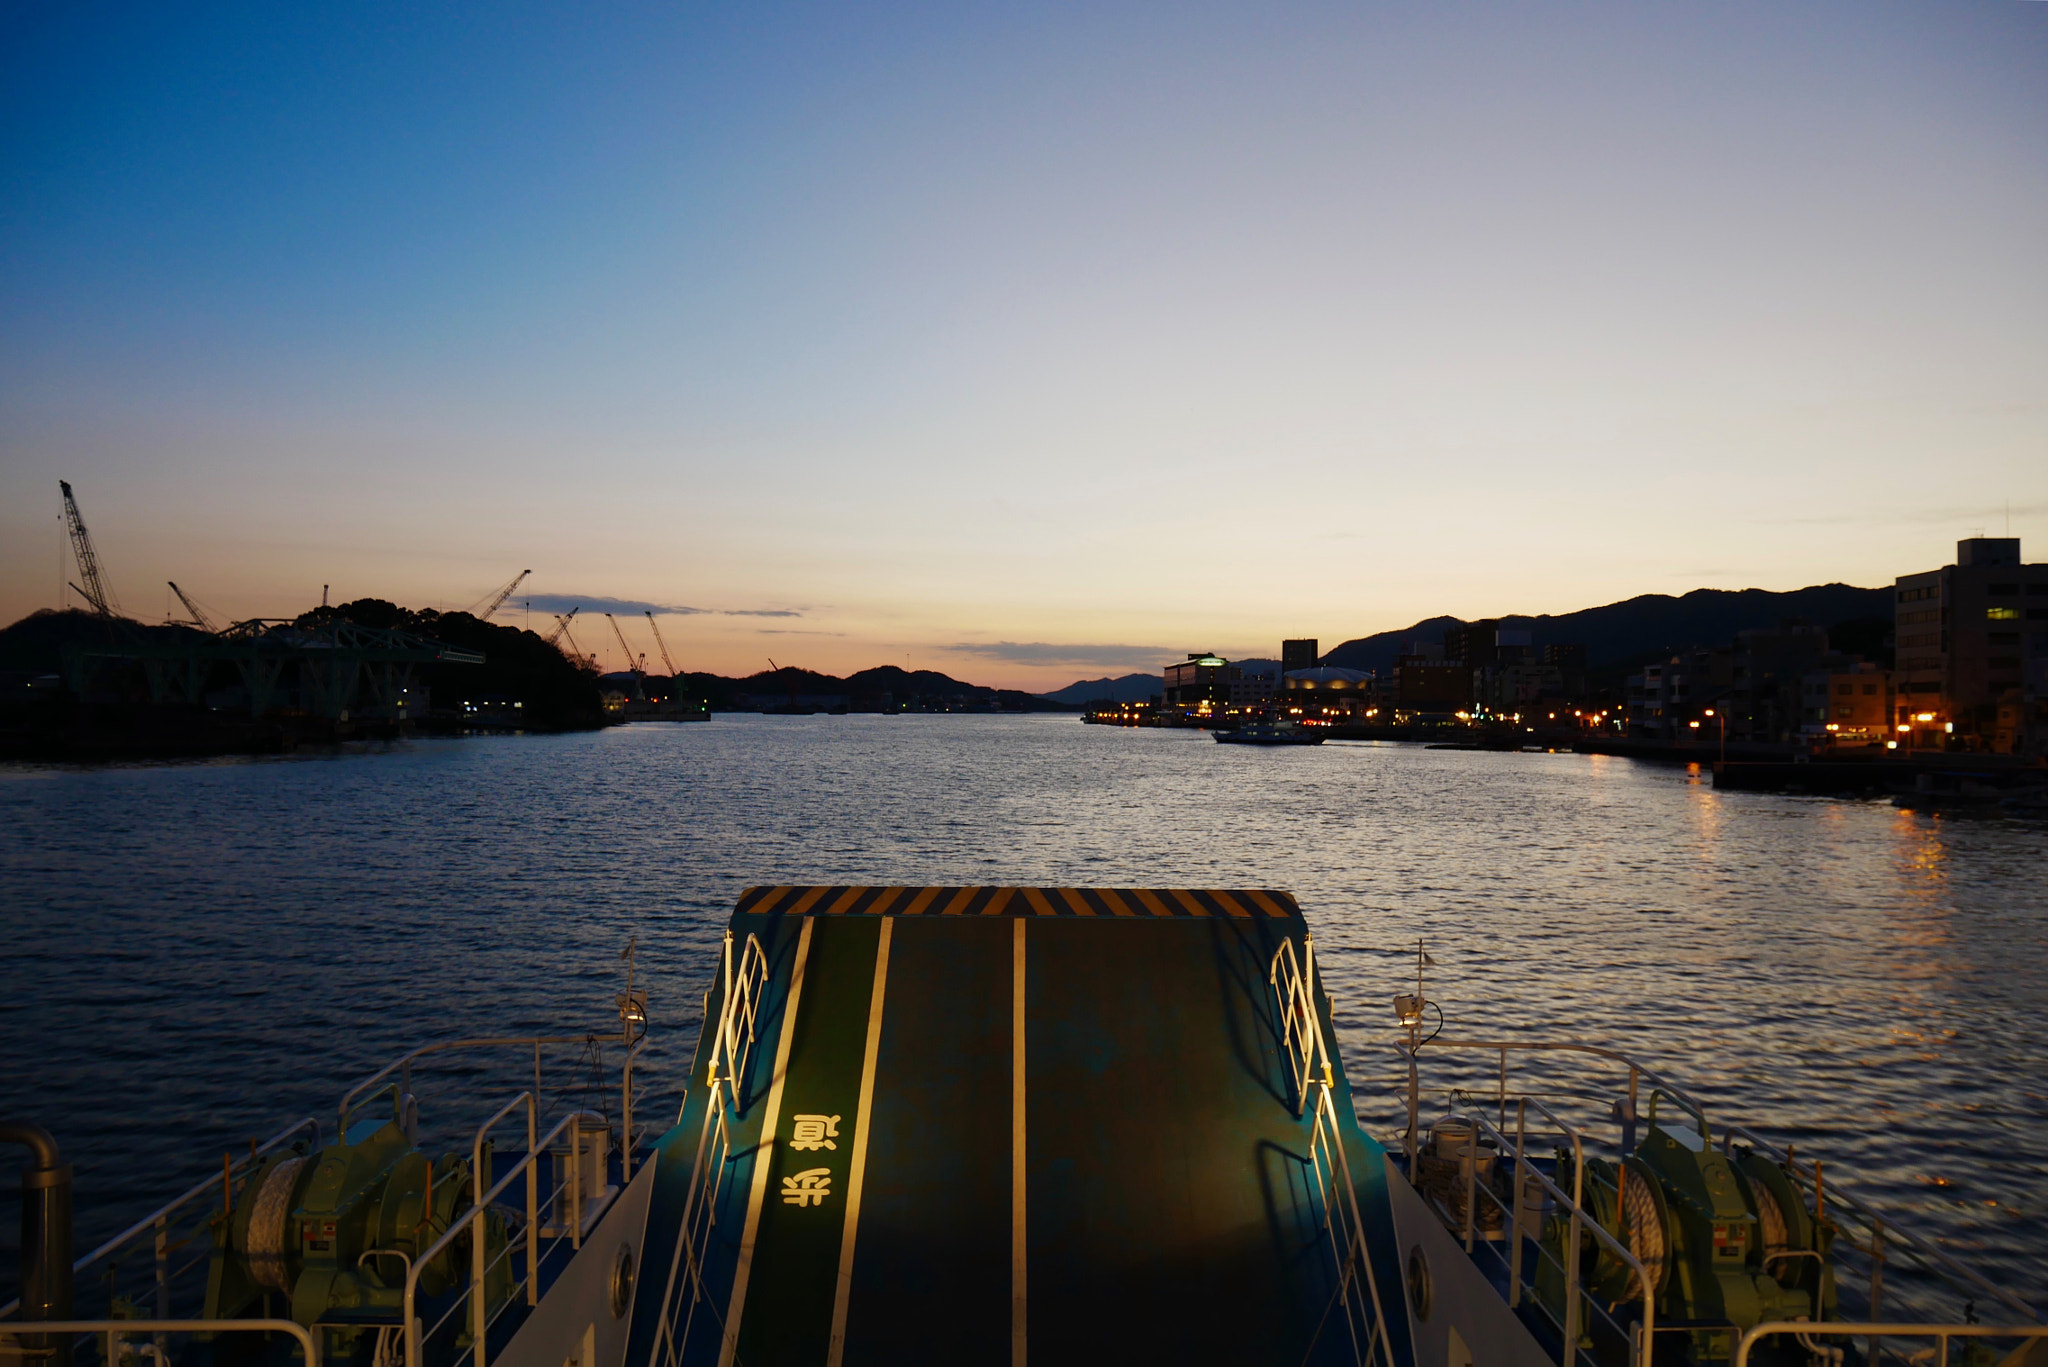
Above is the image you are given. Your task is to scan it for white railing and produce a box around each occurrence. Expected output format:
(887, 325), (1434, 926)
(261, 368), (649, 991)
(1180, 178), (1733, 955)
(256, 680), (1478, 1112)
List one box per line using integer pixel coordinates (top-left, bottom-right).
(1735, 1323), (2048, 1367)
(1716, 1124), (2038, 1328)
(338, 1028), (641, 1175)
(1445, 1101), (1656, 1367)
(1270, 936), (1397, 1367)
(1270, 936), (1335, 1118)
(1378, 1039), (2044, 1356)
(651, 932), (769, 1367)
(401, 1095), (582, 1367)
(0, 1318), (320, 1367)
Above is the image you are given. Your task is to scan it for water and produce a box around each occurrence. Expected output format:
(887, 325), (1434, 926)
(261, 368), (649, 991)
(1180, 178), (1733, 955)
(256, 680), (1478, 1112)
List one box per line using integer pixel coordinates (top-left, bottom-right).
(3, 715), (2044, 1308)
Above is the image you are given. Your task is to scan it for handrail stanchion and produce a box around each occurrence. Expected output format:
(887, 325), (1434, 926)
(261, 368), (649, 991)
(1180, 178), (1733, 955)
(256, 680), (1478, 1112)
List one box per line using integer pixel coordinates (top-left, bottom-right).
(1509, 1099), (1527, 1309)
(525, 1099), (538, 1307)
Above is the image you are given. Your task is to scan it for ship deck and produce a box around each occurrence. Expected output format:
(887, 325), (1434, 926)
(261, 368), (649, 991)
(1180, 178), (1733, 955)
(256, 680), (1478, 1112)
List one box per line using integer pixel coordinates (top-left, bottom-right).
(627, 886), (1410, 1367)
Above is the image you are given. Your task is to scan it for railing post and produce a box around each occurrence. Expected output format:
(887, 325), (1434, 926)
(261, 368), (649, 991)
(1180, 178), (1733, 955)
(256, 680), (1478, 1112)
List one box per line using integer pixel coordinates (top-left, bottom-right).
(1405, 1048), (1420, 1182)
(1498, 1048), (1507, 1132)
(155, 1212), (171, 1365)
(1870, 1218), (1887, 1367)
(525, 1097), (538, 1308)
(1509, 1100), (1527, 1308)
(1462, 1126), (1477, 1254)
(570, 1118), (582, 1251)
(1562, 1193), (1582, 1367)
(472, 1178), (487, 1367)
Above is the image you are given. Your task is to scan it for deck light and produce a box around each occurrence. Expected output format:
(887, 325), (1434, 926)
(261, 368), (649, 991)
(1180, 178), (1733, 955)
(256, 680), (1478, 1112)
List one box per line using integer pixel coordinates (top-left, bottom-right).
(1393, 994), (1424, 1028)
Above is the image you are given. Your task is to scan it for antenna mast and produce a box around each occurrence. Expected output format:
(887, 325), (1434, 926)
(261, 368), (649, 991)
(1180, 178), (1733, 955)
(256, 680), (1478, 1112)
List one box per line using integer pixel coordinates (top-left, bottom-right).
(59, 480), (118, 617)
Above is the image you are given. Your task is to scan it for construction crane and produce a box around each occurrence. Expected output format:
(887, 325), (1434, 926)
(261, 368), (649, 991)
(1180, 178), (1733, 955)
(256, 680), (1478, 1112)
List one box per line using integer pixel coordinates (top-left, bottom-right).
(542, 606), (580, 646)
(644, 611), (681, 678)
(605, 614), (647, 698)
(167, 581), (219, 633)
(466, 568), (531, 620)
(546, 609), (597, 669)
(59, 480), (119, 617)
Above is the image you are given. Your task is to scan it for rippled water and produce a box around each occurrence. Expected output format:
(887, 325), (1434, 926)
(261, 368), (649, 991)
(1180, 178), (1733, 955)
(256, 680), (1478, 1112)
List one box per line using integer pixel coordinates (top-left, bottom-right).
(3, 716), (2044, 1307)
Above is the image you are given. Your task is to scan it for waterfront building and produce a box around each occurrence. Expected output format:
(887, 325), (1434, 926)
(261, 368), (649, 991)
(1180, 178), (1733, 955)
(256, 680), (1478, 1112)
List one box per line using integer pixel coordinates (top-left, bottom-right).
(1283, 666), (1371, 691)
(1800, 661), (1892, 747)
(1162, 652), (1239, 718)
(1395, 655), (1471, 713)
(1281, 638), (1320, 674)
(1475, 662), (1567, 715)
(1893, 537), (2048, 755)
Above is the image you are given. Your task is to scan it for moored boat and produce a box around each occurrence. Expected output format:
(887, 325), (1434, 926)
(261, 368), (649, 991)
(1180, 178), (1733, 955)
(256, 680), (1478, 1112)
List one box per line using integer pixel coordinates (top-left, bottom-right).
(1216, 719), (1325, 745)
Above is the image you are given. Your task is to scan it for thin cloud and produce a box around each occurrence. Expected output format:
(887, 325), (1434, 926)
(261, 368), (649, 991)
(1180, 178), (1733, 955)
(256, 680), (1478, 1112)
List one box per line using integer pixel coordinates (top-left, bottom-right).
(1763, 502), (2047, 528)
(945, 641), (1178, 668)
(518, 593), (800, 619)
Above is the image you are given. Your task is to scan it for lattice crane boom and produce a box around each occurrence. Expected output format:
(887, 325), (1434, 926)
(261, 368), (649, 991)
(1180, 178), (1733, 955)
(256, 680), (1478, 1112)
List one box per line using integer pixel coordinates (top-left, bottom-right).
(644, 611), (681, 677)
(469, 568), (531, 620)
(59, 480), (119, 618)
(604, 614), (646, 678)
(542, 606), (579, 646)
(167, 581), (219, 633)
(554, 615), (593, 668)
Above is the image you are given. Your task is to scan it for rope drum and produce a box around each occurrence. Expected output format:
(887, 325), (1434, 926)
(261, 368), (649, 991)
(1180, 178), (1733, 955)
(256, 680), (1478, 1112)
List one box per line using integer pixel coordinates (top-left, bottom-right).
(244, 1156), (305, 1293)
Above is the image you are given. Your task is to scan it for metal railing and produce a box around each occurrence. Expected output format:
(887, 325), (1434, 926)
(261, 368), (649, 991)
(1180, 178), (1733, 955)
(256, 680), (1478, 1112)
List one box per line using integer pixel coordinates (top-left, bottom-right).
(401, 1094), (582, 1367)
(337, 1032), (637, 1164)
(1270, 937), (1397, 1367)
(1735, 1323), (2048, 1367)
(0, 1319), (319, 1367)
(1440, 1101), (1656, 1367)
(1387, 1039), (1705, 1182)
(1717, 1123), (2039, 1328)
(0, 1118), (320, 1326)
(1376, 1038), (2045, 1356)
(1270, 936), (1336, 1118)
(651, 931), (769, 1367)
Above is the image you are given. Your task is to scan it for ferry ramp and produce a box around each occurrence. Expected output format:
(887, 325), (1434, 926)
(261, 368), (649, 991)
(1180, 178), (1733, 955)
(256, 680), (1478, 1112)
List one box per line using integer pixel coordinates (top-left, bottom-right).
(626, 887), (1412, 1367)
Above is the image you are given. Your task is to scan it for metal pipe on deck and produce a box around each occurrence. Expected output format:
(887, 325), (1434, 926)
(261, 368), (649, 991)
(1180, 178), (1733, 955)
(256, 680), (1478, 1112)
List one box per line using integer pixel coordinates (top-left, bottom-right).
(2, 1122), (74, 1355)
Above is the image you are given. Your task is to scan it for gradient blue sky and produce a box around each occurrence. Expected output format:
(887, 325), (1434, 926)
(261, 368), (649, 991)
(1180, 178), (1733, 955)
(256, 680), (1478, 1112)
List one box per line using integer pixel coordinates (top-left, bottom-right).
(5, 1), (2045, 686)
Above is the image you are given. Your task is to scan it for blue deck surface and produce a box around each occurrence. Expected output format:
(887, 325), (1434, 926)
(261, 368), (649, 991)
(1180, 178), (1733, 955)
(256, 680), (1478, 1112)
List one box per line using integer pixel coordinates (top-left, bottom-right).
(626, 888), (1412, 1367)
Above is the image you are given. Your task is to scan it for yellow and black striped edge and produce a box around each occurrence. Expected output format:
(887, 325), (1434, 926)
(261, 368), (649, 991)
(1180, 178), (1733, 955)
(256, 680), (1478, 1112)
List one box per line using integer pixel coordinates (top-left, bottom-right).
(734, 886), (1301, 920)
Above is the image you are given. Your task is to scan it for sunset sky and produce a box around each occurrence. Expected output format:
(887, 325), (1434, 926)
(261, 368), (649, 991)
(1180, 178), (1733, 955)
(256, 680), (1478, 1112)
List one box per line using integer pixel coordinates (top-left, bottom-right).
(4, 1), (2044, 688)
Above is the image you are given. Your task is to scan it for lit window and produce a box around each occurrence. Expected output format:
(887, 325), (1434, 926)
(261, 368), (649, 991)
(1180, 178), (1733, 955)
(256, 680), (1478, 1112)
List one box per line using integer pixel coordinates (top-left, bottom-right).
(1987, 607), (2019, 621)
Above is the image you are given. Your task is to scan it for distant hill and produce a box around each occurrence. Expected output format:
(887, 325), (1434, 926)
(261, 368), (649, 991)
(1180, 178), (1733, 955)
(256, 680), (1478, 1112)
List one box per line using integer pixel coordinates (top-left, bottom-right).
(1322, 584), (1891, 674)
(1038, 673), (1161, 705)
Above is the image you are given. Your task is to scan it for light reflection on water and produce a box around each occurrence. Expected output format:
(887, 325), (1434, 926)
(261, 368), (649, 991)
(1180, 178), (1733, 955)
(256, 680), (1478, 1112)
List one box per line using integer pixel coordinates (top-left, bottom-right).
(1, 715), (2043, 1301)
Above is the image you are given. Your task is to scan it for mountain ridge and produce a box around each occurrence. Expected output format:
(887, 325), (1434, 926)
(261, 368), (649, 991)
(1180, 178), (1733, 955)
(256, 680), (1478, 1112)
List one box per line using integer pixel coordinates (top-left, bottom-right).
(1322, 583), (1890, 674)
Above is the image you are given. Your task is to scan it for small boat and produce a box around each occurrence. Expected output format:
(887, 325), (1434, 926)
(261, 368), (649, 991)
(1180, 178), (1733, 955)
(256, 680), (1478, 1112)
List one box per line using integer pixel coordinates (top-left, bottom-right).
(1216, 719), (1324, 745)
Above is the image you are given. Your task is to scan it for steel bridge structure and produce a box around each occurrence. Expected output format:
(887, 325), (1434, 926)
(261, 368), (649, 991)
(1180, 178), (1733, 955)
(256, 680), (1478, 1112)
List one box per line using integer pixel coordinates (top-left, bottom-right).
(60, 618), (484, 721)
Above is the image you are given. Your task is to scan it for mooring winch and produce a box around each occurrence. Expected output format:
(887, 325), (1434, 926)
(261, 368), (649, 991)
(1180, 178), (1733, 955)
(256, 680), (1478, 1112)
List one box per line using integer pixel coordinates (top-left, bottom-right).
(203, 1104), (512, 1364)
(1536, 1119), (1836, 1365)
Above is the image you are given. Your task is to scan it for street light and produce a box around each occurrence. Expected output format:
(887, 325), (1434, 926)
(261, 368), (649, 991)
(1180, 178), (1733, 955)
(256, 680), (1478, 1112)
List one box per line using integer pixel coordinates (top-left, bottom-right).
(1702, 707), (1727, 764)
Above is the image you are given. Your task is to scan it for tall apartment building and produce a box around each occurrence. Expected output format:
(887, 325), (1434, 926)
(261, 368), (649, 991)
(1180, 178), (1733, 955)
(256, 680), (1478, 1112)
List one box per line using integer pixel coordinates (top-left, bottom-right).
(1893, 538), (2048, 754)
(1281, 639), (1320, 675)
